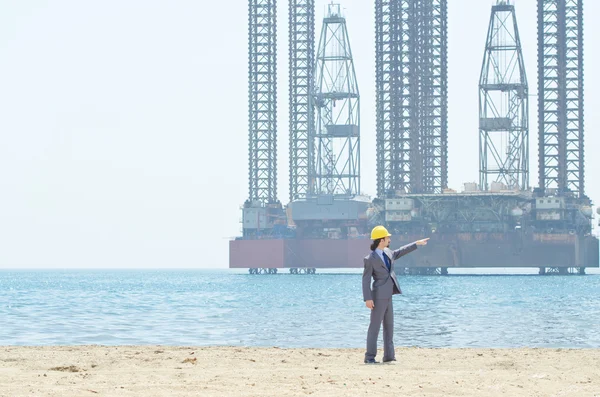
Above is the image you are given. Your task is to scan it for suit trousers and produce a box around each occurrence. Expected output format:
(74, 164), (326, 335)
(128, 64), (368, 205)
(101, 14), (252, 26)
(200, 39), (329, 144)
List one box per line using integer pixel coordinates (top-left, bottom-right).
(365, 298), (395, 361)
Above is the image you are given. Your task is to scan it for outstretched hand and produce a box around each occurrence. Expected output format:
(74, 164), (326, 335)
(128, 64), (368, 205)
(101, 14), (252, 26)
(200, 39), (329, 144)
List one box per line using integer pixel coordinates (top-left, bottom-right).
(416, 238), (430, 246)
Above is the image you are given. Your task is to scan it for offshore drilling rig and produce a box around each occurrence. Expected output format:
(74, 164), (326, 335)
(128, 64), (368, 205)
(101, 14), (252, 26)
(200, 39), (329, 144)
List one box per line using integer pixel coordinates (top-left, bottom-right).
(230, 0), (599, 275)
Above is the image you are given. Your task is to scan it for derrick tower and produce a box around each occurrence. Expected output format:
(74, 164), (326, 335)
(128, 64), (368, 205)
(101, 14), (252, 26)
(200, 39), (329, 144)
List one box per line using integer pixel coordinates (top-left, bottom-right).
(479, 1), (529, 191)
(312, 3), (360, 196)
(288, 3), (369, 240)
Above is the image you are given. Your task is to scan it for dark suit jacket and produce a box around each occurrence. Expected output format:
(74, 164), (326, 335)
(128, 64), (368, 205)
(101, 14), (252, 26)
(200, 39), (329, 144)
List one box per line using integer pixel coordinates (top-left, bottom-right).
(362, 243), (417, 301)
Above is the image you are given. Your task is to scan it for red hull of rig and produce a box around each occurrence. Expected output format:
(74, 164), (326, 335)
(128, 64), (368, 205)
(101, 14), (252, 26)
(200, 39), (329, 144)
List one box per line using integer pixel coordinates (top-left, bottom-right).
(230, 233), (599, 273)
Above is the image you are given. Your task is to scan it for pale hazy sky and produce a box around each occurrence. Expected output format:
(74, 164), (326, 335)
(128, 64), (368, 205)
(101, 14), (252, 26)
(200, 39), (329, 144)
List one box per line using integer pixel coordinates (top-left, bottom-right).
(1, 0), (598, 268)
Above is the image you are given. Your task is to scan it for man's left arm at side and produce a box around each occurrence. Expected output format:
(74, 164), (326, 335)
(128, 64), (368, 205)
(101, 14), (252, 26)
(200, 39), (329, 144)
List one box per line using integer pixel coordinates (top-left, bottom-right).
(362, 257), (373, 301)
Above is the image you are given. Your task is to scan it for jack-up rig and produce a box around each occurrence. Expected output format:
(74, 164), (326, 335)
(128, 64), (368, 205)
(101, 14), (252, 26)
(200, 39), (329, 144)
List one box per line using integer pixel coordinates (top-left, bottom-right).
(230, 0), (599, 275)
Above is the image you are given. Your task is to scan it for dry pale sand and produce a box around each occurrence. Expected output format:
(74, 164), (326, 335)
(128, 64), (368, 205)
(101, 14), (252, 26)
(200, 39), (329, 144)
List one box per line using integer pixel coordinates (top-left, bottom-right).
(0, 346), (599, 396)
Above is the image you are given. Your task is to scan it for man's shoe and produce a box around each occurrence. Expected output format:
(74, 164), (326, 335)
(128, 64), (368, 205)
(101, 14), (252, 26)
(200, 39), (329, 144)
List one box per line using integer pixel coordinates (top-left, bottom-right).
(382, 358), (396, 363)
(364, 358), (379, 364)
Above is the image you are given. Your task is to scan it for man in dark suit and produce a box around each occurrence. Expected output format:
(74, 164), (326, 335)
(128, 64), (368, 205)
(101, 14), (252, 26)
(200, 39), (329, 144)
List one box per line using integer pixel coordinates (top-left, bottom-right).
(362, 225), (429, 364)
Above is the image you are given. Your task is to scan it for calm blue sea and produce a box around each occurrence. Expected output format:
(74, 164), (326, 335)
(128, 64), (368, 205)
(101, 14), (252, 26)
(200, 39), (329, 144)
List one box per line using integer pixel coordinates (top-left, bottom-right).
(1, 269), (599, 348)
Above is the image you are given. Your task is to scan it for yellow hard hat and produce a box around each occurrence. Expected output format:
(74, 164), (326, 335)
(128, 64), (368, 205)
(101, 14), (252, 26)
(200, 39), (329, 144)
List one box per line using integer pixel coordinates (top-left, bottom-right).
(371, 225), (391, 240)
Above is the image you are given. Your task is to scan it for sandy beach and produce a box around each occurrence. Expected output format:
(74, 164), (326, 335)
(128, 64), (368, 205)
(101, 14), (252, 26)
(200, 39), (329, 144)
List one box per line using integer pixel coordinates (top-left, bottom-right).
(0, 346), (598, 396)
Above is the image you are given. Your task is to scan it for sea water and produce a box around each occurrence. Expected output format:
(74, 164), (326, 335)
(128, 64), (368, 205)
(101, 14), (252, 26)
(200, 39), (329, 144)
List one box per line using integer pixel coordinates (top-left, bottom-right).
(1, 269), (599, 348)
